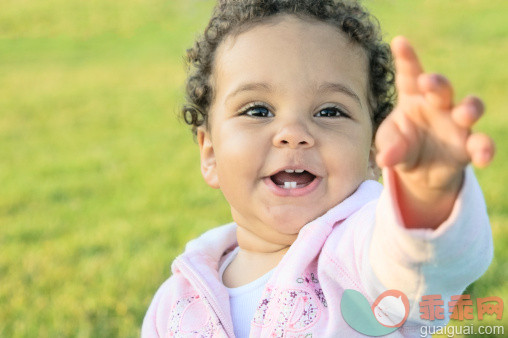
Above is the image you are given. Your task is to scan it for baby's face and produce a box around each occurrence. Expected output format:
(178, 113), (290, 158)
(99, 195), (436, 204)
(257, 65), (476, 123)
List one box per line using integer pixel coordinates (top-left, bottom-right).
(198, 15), (375, 247)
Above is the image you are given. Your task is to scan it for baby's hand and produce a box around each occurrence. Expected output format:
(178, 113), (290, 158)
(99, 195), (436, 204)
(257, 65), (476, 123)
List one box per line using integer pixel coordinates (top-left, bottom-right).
(375, 36), (495, 229)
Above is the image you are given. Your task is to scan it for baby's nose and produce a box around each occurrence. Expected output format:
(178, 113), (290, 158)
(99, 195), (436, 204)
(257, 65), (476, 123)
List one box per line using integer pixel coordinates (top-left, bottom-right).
(273, 121), (315, 149)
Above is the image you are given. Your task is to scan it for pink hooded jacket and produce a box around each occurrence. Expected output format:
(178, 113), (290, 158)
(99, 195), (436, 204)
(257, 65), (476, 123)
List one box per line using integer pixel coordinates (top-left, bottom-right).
(142, 167), (492, 337)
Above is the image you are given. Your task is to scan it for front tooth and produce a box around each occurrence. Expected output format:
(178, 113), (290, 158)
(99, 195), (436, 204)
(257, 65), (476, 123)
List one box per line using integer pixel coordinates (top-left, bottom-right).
(285, 169), (294, 173)
(295, 169), (304, 173)
(283, 182), (298, 189)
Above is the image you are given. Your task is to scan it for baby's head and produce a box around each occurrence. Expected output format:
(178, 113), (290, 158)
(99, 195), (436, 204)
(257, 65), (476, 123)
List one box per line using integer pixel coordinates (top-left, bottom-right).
(182, 0), (394, 135)
(181, 0), (395, 248)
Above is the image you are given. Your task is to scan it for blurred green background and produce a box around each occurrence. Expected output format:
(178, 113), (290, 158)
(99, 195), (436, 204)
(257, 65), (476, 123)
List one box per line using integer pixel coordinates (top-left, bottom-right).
(0, 0), (506, 336)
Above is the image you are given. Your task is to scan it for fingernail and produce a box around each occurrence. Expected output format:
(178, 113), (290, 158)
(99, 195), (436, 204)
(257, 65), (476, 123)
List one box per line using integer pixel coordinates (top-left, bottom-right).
(429, 74), (442, 88)
(477, 150), (491, 165)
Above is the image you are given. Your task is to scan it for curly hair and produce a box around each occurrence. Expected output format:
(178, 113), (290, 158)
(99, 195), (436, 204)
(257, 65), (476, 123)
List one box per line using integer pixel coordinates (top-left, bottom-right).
(181, 0), (395, 136)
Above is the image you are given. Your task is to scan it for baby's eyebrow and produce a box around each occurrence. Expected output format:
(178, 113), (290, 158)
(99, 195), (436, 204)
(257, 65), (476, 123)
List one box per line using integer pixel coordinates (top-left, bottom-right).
(317, 82), (363, 108)
(225, 82), (273, 103)
(224, 81), (362, 107)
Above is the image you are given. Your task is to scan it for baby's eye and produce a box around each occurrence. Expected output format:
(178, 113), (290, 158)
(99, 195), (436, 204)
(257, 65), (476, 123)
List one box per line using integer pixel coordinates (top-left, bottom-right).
(239, 104), (274, 118)
(314, 106), (349, 118)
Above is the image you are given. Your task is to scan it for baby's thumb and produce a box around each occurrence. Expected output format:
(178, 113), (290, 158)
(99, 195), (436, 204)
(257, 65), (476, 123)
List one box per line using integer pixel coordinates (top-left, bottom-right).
(375, 117), (410, 168)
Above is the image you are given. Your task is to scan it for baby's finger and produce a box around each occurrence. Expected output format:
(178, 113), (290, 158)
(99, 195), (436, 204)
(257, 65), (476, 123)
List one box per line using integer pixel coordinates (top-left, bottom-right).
(391, 36), (424, 96)
(466, 133), (495, 168)
(451, 96), (484, 128)
(418, 74), (454, 110)
(375, 117), (411, 168)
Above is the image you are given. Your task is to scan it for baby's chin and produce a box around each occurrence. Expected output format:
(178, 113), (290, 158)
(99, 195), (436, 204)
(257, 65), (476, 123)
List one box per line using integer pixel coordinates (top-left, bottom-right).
(264, 208), (328, 235)
(232, 205), (332, 247)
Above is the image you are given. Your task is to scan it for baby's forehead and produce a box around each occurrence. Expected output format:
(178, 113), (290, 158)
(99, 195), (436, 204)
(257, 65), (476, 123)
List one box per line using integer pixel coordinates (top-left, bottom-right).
(211, 15), (370, 107)
(218, 14), (366, 58)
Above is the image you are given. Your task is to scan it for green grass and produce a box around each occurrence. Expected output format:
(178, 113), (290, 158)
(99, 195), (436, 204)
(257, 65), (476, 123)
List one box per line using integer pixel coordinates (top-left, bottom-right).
(1, 0), (506, 336)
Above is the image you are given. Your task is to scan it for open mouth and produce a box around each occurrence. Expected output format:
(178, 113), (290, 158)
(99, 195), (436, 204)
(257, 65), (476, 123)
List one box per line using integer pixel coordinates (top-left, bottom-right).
(270, 169), (317, 189)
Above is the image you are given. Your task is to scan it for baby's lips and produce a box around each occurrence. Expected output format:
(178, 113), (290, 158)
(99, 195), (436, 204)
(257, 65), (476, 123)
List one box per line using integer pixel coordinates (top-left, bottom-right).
(270, 170), (316, 186)
(267, 165), (320, 178)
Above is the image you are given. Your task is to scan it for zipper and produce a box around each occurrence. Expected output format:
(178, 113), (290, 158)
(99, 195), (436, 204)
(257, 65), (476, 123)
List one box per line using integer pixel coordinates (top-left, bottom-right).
(176, 257), (235, 338)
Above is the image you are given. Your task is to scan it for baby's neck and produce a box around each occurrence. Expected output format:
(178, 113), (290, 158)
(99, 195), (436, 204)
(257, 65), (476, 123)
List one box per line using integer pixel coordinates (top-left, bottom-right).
(222, 246), (289, 288)
(222, 226), (291, 288)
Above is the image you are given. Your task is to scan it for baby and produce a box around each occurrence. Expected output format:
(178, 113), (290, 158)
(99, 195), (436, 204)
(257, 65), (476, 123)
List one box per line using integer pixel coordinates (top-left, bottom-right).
(143, 0), (495, 337)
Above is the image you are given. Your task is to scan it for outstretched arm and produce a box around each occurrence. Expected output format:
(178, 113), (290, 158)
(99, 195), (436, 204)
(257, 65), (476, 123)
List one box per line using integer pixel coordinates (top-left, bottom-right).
(375, 36), (495, 229)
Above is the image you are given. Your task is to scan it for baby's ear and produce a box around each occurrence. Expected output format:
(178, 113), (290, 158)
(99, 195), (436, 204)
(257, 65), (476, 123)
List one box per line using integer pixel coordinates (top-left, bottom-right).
(368, 145), (381, 181)
(197, 127), (220, 189)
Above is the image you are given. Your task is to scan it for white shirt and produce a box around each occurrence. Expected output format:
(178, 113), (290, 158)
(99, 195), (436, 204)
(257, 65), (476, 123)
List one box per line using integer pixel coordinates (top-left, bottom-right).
(219, 247), (274, 338)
